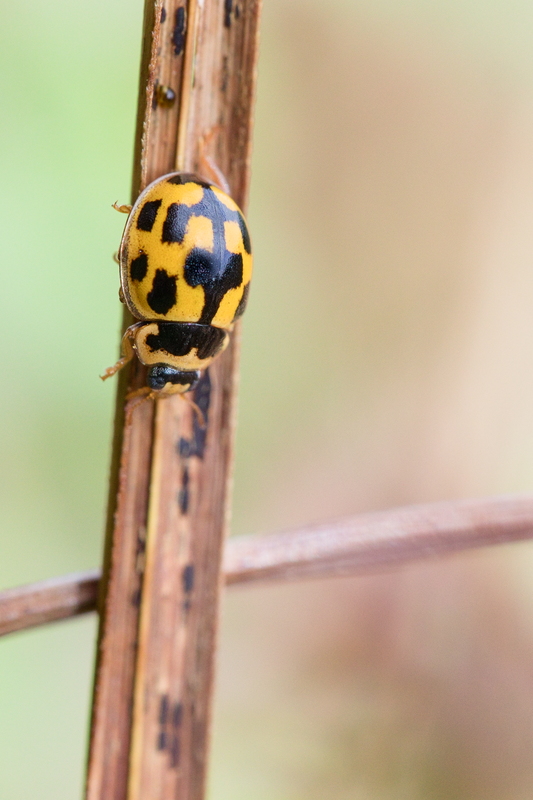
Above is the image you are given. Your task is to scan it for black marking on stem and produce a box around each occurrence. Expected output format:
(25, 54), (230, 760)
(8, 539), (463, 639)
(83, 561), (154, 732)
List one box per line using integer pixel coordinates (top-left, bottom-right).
(172, 6), (186, 56)
(182, 564), (195, 593)
(172, 703), (183, 728)
(224, 0), (232, 27)
(177, 371), (211, 458)
(178, 465), (190, 514)
(170, 735), (180, 768)
(159, 694), (170, 724)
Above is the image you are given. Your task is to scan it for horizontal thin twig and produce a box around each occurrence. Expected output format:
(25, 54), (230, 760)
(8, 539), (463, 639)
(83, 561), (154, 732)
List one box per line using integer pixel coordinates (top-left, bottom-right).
(223, 494), (533, 584)
(0, 570), (100, 636)
(1, 494), (532, 637)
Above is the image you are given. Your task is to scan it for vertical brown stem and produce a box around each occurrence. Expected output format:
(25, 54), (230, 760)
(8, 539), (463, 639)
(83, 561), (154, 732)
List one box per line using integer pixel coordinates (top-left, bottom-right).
(85, 0), (261, 798)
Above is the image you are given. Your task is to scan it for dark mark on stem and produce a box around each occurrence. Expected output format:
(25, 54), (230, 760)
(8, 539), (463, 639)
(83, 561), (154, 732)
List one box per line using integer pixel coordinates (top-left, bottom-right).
(221, 55), (229, 92)
(159, 694), (169, 724)
(177, 371), (211, 460)
(172, 6), (186, 56)
(136, 525), (147, 573)
(182, 564), (195, 594)
(170, 735), (180, 767)
(157, 696), (180, 755)
(178, 465), (189, 513)
(224, 0), (232, 27)
(172, 702), (183, 728)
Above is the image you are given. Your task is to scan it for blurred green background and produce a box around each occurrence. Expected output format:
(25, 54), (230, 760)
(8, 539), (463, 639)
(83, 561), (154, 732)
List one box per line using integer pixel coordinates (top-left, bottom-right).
(2, 0), (533, 797)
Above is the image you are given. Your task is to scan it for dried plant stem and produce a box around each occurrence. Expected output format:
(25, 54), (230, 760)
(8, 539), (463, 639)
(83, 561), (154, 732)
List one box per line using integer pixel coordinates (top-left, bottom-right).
(2, 495), (532, 637)
(0, 570), (100, 637)
(85, 0), (261, 799)
(223, 494), (533, 584)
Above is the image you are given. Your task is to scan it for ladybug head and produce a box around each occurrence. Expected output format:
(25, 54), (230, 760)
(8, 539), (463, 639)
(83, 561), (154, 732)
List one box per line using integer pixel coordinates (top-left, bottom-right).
(147, 364), (201, 395)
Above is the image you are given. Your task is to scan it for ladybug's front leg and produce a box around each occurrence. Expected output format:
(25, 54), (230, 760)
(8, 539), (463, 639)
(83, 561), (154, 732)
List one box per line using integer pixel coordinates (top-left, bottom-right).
(100, 323), (143, 381)
(112, 202), (133, 214)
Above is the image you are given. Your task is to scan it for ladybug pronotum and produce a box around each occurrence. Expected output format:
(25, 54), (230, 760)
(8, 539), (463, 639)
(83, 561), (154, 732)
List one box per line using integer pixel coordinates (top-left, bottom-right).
(102, 172), (252, 398)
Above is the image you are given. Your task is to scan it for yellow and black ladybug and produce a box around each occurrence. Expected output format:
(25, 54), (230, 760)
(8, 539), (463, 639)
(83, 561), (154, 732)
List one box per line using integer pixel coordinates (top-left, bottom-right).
(102, 172), (252, 397)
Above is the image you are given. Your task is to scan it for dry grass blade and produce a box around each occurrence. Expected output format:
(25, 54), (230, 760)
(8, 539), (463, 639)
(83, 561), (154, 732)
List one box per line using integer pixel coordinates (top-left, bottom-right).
(223, 494), (533, 584)
(2, 495), (532, 637)
(0, 571), (100, 637)
(85, 0), (262, 799)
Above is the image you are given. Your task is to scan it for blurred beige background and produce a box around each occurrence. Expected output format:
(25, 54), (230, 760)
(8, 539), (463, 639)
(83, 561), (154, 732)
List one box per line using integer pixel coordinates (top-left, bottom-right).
(2, 0), (533, 797)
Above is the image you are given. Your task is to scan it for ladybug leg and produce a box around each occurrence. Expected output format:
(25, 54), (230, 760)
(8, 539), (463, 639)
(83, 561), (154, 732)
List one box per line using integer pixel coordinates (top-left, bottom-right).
(165, 387), (206, 427)
(112, 202), (133, 214)
(100, 324), (142, 381)
(197, 126), (231, 195)
(125, 386), (155, 401)
(181, 393), (206, 427)
(124, 387), (157, 422)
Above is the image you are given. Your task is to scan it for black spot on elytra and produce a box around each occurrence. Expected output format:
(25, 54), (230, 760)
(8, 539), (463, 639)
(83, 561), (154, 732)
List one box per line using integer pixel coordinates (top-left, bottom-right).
(185, 251), (243, 325)
(161, 6), (166, 22)
(162, 201), (213, 245)
(145, 322), (227, 360)
(224, 0), (232, 27)
(182, 564), (194, 593)
(166, 174), (212, 189)
(183, 250), (214, 285)
(178, 371), (211, 458)
(130, 252), (148, 282)
(238, 210), (251, 253)
(162, 202), (188, 243)
(234, 281), (250, 319)
(137, 199), (162, 231)
(160, 184), (249, 322)
(172, 6), (186, 55)
(147, 269), (177, 314)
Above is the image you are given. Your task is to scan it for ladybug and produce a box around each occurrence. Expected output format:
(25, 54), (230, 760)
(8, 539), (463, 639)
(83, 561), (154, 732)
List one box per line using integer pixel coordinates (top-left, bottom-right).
(102, 172), (252, 398)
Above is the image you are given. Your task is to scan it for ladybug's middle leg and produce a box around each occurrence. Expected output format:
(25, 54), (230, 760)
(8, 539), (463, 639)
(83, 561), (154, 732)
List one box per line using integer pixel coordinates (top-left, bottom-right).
(100, 323), (143, 381)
